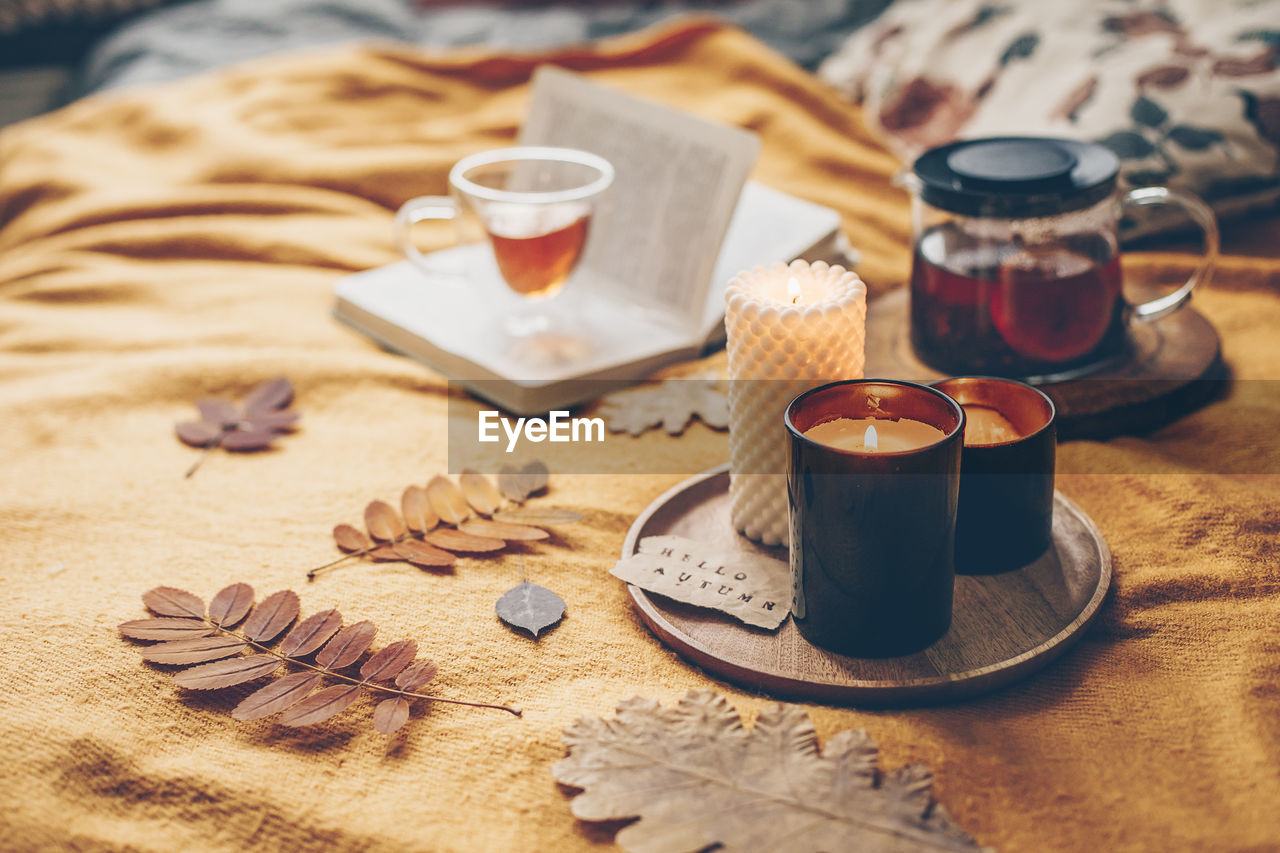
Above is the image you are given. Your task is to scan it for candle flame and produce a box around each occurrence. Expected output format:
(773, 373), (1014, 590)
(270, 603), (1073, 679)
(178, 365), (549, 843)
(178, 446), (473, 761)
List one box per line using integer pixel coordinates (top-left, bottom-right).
(864, 423), (878, 451)
(787, 277), (801, 304)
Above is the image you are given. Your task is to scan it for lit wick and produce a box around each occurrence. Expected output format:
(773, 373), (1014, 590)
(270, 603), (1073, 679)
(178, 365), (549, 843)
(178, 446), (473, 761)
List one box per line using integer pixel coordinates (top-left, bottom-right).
(787, 276), (801, 305)
(864, 423), (878, 452)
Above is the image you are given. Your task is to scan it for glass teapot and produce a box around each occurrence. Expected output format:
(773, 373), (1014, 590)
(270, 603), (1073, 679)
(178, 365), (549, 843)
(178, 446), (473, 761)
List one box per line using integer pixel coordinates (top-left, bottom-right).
(898, 137), (1218, 380)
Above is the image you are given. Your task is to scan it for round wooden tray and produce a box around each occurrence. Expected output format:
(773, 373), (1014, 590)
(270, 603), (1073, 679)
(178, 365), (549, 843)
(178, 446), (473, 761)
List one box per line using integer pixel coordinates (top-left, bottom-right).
(865, 289), (1223, 439)
(623, 465), (1111, 706)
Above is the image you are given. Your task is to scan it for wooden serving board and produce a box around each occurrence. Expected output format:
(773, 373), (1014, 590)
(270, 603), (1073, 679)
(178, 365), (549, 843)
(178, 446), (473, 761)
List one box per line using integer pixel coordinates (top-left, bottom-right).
(865, 289), (1223, 439)
(623, 466), (1111, 707)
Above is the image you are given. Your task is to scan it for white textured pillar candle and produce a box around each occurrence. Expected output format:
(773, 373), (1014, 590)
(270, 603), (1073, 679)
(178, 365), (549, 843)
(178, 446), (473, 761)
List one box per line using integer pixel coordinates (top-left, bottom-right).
(725, 260), (866, 544)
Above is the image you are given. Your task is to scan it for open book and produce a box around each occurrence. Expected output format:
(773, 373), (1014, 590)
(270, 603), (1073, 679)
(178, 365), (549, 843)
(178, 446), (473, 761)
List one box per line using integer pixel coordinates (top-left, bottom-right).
(334, 68), (844, 414)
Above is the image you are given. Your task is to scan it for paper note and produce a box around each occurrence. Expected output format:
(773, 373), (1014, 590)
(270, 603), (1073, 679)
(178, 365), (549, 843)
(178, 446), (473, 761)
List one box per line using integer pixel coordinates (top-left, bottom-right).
(611, 535), (791, 630)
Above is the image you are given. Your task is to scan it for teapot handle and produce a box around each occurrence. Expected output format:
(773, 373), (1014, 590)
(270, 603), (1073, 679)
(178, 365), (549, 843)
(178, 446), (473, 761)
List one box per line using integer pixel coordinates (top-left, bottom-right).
(1122, 186), (1219, 322)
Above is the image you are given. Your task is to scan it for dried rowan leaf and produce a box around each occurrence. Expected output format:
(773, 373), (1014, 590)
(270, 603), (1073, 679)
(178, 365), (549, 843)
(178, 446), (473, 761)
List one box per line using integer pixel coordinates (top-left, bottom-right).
(123, 584), (520, 736)
(498, 461), (548, 503)
(209, 582), (254, 627)
(554, 690), (990, 853)
(395, 660), (438, 691)
(142, 587), (205, 619)
(232, 672), (323, 722)
(598, 379), (730, 436)
(119, 617), (215, 641)
(277, 684), (361, 727)
(427, 475), (471, 525)
(175, 377), (300, 476)
(492, 507), (583, 526)
(373, 697), (411, 735)
(426, 529), (506, 553)
(496, 581), (565, 638)
(459, 519), (549, 542)
(316, 621), (377, 670)
(364, 500), (406, 542)
(459, 470), (504, 516)
(277, 609), (343, 658)
(401, 485), (438, 534)
(241, 377), (294, 416)
(360, 639), (417, 682)
(241, 590), (300, 642)
(141, 636), (248, 665)
(393, 539), (456, 569)
(333, 524), (372, 553)
(172, 654), (282, 690)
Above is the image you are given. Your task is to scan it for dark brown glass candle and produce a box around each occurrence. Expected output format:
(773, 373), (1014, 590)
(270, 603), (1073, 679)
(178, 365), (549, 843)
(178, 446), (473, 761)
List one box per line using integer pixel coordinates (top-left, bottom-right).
(932, 377), (1056, 574)
(784, 380), (964, 658)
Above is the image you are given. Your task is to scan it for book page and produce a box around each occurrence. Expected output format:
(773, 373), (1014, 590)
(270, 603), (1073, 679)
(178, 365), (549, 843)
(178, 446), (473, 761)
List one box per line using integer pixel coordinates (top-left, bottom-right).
(520, 66), (760, 333)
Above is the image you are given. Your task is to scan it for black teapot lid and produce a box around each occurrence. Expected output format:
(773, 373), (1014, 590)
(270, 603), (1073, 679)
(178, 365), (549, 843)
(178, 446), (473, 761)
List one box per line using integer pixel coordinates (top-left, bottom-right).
(912, 137), (1119, 218)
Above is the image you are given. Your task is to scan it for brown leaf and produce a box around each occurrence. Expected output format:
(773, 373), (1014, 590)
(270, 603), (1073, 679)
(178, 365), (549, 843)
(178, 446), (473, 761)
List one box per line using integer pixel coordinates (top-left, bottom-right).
(277, 684), (361, 727)
(553, 691), (989, 853)
(241, 377), (294, 417)
(395, 659), (438, 691)
(497, 461), (549, 503)
(241, 590), (300, 642)
(369, 545), (403, 561)
(232, 672), (323, 721)
(459, 470), (504, 516)
(251, 410), (301, 432)
(1136, 64), (1189, 89)
(208, 582), (254, 627)
(426, 475), (471, 525)
(175, 420), (221, 447)
(401, 485), (438, 534)
(492, 507), (583, 526)
(141, 636), (248, 665)
(142, 587), (205, 619)
(221, 428), (279, 451)
(195, 398), (240, 428)
(277, 609), (343, 658)
(315, 620), (377, 670)
(119, 617), (215, 641)
(360, 639), (417, 682)
(364, 499), (406, 542)
(393, 539), (457, 569)
(459, 519), (549, 542)
(333, 524), (372, 553)
(372, 697), (411, 735)
(426, 529), (506, 553)
(172, 654), (282, 690)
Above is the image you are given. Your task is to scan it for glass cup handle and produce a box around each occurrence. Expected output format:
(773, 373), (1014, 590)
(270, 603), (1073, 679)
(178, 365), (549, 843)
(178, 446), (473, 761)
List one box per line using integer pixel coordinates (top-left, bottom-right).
(393, 195), (460, 278)
(1122, 186), (1219, 322)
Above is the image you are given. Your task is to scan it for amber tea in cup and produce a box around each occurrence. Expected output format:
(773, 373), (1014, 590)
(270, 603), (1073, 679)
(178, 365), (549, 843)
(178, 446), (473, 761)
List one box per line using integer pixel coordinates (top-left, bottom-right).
(395, 146), (613, 337)
(903, 137), (1218, 381)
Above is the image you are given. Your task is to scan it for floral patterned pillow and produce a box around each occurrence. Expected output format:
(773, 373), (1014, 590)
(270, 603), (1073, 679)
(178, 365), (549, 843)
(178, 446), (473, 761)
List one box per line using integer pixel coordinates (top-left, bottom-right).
(819, 0), (1280, 225)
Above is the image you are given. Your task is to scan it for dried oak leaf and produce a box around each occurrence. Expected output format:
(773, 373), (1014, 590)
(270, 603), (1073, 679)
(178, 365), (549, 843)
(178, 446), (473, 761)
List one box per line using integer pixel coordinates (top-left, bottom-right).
(120, 583), (519, 735)
(553, 690), (990, 853)
(597, 379), (729, 437)
(175, 377), (300, 477)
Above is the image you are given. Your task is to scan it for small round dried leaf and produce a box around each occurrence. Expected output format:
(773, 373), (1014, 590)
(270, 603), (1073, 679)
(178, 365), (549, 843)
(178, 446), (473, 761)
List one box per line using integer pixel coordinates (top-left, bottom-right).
(221, 428), (278, 451)
(364, 500), (407, 542)
(401, 485), (438, 534)
(372, 697), (411, 735)
(426, 528), (507, 553)
(195, 397), (241, 428)
(459, 519), (549, 542)
(333, 524), (373, 553)
(459, 470), (504, 516)
(360, 639), (417, 682)
(241, 377), (294, 416)
(142, 586), (206, 619)
(427, 476), (471, 526)
(395, 659), (438, 691)
(393, 539), (456, 569)
(208, 582), (254, 627)
(175, 420), (222, 447)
